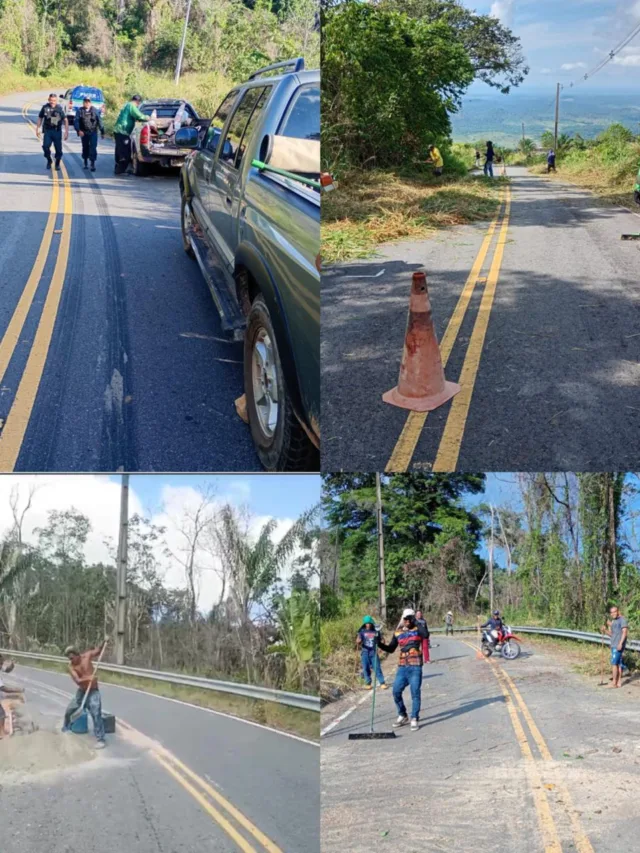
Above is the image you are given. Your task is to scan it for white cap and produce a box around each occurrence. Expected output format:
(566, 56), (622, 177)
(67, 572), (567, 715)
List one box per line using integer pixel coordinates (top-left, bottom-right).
(447, 611), (453, 615)
(401, 608), (415, 619)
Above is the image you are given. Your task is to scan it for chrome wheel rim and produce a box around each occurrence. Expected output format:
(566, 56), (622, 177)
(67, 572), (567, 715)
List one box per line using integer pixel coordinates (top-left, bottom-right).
(252, 328), (278, 437)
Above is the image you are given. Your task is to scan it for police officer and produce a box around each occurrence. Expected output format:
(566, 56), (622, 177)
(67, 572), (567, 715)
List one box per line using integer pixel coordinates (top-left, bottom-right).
(74, 96), (105, 172)
(36, 93), (69, 171)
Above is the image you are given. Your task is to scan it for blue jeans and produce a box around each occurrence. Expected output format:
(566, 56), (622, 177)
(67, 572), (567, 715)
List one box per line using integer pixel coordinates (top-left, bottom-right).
(361, 648), (385, 685)
(80, 131), (99, 163)
(484, 161), (493, 177)
(392, 665), (423, 720)
(64, 688), (105, 741)
(43, 129), (63, 163)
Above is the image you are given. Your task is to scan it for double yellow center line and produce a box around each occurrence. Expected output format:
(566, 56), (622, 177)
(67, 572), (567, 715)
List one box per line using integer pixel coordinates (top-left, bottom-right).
(0, 102), (73, 470)
(386, 186), (512, 472)
(118, 719), (283, 852)
(462, 640), (594, 853)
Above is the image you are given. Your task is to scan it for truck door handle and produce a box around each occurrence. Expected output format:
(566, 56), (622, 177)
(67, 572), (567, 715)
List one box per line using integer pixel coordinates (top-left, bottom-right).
(225, 196), (232, 206)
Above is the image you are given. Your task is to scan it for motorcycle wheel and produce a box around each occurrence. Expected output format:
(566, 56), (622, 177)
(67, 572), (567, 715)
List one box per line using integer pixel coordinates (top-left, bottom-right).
(501, 641), (521, 660)
(481, 643), (492, 658)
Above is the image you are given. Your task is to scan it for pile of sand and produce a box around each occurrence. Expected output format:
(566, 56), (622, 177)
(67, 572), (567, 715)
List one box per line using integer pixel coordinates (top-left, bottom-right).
(0, 729), (96, 780)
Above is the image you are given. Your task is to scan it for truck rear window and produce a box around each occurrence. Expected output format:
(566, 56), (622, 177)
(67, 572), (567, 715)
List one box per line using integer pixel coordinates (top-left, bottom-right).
(278, 85), (320, 141)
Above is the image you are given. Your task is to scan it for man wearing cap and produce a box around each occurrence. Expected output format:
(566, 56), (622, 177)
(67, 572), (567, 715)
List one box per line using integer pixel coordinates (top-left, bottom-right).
(356, 616), (388, 690)
(481, 610), (504, 649)
(61, 638), (108, 749)
(379, 608), (427, 731)
(74, 96), (105, 172)
(36, 93), (69, 171)
(113, 95), (149, 174)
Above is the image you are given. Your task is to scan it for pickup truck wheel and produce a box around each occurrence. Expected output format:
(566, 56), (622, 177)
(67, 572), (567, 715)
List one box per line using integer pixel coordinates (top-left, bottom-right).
(132, 148), (149, 177)
(181, 197), (195, 259)
(244, 295), (315, 471)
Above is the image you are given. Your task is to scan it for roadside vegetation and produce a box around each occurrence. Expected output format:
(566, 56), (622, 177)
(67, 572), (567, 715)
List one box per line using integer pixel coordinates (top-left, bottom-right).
(321, 0), (526, 261)
(0, 0), (318, 129)
(320, 473), (640, 701)
(504, 124), (640, 207)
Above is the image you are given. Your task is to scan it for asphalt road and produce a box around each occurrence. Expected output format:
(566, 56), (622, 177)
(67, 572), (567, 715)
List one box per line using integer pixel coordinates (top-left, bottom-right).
(0, 90), (259, 471)
(322, 167), (640, 472)
(0, 665), (319, 852)
(321, 635), (640, 852)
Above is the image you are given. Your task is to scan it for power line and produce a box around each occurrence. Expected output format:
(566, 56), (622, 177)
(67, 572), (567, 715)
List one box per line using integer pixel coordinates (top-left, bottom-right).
(562, 18), (640, 91)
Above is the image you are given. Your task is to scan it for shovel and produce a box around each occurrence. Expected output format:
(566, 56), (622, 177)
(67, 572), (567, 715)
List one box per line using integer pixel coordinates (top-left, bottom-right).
(70, 640), (108, 725)
(349, 649), (396, 740)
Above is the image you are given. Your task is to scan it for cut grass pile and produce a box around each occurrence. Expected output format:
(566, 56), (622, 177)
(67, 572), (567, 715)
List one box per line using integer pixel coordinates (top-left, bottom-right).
(16, 657), (318, 741)
(322, 168), (506, 263)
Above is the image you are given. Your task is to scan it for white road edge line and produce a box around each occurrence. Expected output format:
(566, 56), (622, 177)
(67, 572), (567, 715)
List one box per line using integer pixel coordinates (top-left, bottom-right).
(16, 664), (319, 748)
(321, 692), (372, 737)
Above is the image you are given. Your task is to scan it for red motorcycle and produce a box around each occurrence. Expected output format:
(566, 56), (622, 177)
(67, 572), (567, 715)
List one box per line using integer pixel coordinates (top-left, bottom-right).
(481, 625), (522, 660)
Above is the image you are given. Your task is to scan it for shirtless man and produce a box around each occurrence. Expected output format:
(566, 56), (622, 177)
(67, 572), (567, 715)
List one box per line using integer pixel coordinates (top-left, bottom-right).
(62, 638), (108, 748)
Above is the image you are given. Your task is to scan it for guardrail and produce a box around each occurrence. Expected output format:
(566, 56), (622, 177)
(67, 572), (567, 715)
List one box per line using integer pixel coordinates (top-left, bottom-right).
(431, 625), (640, 652)
(0, 648), (320, 713)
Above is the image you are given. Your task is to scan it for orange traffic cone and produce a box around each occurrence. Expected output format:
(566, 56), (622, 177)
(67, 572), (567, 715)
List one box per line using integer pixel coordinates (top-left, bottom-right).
(383, 271), (460, 411)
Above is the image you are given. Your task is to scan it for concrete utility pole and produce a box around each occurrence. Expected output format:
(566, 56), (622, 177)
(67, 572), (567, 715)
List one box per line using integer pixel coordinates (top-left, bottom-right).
(522, 122), (525, 144)
(376, 473), (387, 623)
(174, 0), (193, 86)
(115, 474), (129, 665)
(554, 82), (561, 152)
(489, 504), (495, 613)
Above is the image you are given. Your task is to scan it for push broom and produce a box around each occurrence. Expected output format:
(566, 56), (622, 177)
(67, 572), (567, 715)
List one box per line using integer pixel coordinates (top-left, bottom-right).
(349, 650), (396, 740)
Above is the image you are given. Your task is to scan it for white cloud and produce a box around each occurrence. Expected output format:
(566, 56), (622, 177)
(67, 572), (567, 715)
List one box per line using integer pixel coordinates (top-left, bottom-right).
(561, 62), (587, 70)
(540, 67), (552, 74)
(0, 476), (299, 614)
(490, 0), (514, 27)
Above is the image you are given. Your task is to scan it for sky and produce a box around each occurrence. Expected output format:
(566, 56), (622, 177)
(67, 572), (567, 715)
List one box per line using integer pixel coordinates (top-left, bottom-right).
(462, 0), (640, 93)
(0, 475), (321, 613)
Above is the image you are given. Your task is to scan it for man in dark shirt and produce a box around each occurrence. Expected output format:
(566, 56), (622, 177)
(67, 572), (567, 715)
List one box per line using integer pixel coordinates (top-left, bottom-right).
(356, 616), (388, 689)
(74, 97), (105, 172)
(36, 93), (69, 171)
(379, 608), (427, 731)
(481, 611), (504, 647)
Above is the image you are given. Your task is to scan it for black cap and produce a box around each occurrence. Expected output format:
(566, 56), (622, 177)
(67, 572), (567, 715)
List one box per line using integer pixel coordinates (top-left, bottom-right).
(132, 94), (142, 102)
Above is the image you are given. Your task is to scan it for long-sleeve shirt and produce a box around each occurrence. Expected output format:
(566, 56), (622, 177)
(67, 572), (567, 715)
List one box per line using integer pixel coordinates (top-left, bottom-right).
(379, 623), (427, 666)
(482, 618), (503, 632)
(114, 101), (149, 136)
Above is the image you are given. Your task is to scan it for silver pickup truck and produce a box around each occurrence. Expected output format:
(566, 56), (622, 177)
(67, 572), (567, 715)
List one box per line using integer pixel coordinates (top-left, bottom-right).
(177, 59), (320, 471)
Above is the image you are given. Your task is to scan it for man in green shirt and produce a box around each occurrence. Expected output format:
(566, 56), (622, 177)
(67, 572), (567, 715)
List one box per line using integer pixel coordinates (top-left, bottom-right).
(113, 95), (148, 174)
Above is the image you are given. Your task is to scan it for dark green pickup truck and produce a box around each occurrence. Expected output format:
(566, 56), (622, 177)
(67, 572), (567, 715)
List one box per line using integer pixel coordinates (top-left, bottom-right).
(177, 59), (320, 471)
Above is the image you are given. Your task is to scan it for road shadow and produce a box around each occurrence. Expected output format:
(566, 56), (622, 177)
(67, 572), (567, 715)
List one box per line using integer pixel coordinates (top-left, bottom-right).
(421, 695), (506, 727)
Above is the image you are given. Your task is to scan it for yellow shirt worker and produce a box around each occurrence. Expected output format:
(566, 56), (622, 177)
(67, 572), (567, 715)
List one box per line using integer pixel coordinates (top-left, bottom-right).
(427, 144), (444, 175)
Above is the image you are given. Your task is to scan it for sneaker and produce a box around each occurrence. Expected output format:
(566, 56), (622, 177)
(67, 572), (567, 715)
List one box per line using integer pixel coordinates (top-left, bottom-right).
(95, 741), (106, 750)
(380, 683), (388, 690)
(392, 715), (408, 728)
(46, 161), (52, 170)
(61, 725), (70, 733)
(364, 684), (372, 690)
(410, 719), (419, 732)
(90, 163), (96, 172)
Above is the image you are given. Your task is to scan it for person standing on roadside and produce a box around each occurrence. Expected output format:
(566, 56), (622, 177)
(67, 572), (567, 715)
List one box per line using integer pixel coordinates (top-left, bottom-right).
(36, 93), (68, 171)
(356, 616), (388, 690)
(74, 96), (105, 172)
(602, 606), (628, 689)
(427, 144), (444, 177)
(445, 611), (454, 636)
(546, 149), (556, 173)
(484, 140), (494, 177)
(379, 608), (428, 732)
(415, 610), (430, 664)
(113, 94), (149, 174)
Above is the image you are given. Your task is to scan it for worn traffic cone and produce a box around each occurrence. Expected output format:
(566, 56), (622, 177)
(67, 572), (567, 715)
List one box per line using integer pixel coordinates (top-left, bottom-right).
(383, 271), (460, 412)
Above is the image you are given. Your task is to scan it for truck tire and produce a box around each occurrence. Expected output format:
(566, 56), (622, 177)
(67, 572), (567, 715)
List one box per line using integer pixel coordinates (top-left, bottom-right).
(180, 196), (195, 259)
(244, 294), (316, 471)
(132, 147), (149, 177)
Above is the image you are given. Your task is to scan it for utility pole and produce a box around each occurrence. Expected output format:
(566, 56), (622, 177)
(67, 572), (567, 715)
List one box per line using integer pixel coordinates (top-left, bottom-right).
(174, 0), (193, 86)
(554, 82), (561, 152)
(376, 473), (387, 624)
(522, 121), (525, 145)
(489, 504), (495, 613)
(115, 474), (129, 666)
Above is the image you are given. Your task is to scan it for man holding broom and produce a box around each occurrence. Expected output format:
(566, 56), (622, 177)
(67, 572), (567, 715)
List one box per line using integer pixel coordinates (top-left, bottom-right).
(62, 637), (109, 748)
(601, 606), (628, 689)
(379, 608), (428, 732)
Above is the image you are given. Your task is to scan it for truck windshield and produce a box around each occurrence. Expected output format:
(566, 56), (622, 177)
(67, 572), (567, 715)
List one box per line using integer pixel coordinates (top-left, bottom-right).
(278, 85), (320, 141)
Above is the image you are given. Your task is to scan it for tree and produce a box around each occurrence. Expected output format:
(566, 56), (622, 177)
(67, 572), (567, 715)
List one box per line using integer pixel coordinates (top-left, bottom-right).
(518, 137), (535, 156)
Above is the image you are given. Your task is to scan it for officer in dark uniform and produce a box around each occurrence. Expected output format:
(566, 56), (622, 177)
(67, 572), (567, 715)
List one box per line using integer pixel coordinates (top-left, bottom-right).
(36, 93), (69, 171)
(74, 97), (105, 171)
